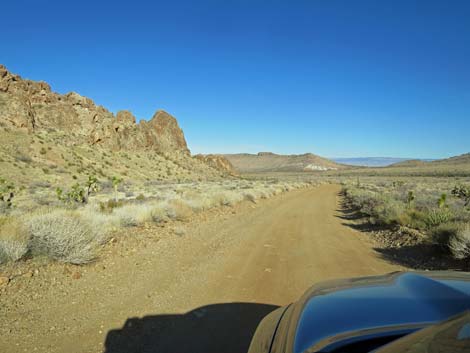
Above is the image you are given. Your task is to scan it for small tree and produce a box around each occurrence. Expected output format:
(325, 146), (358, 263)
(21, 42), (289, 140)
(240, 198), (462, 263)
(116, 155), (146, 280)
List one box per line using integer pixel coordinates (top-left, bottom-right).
(111, 176), (122, 201)
(56, 175), (98, 205)
(406, 191), (415, 209)
(84, 175), (98, 203)
(452, 185), (470, 207)
(438, 193), (447, 209)
(0, 178), (15, 210)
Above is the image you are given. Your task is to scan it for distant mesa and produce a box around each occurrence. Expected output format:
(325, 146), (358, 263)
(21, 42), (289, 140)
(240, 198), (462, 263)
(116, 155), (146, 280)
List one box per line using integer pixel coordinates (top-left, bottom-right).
(223, 152), (343, 173)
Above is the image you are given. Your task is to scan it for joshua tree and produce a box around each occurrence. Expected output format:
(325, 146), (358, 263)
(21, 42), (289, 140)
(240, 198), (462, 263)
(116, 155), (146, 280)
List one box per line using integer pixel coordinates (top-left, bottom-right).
(438, 193), (447, 209)
(452, 185), (470, 207)
(406, 191), (415, 208)
(84, 175), (98, 202)
(56, 175), (98, 204)
(0, 178), (15, 210)
(111, 176), (122, 201)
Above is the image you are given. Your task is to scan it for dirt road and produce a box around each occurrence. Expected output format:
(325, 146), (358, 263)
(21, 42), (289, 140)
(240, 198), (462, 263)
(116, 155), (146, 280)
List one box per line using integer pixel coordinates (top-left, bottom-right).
(1, 184), (402, 353)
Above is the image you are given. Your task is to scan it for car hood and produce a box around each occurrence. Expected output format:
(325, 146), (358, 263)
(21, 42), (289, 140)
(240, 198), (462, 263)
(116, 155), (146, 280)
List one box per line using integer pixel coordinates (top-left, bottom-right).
(293, 271), (470, 352)
(249, 271), (470, 353)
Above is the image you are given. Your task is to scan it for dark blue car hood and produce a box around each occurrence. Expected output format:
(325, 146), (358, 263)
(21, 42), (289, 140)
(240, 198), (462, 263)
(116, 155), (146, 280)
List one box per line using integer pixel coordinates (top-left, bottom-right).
(294, 271), (470, 352)
(249, 271), (470, 353)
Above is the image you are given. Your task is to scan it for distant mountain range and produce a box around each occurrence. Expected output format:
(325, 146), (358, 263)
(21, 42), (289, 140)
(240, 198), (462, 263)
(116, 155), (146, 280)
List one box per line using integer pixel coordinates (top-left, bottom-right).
(332, 157), (436, 167)
(223, 152), (344, 173)
(223, 152), (470, 173)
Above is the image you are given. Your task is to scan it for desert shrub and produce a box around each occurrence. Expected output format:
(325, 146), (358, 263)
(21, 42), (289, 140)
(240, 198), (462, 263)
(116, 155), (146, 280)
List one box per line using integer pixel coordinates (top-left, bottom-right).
(111, 176), (122, 201)
(150, 205), (168, 223)
(112, 204), (154, 227)
(452, 185), (470, 207)
(0, 178), (15, 212)
(56, 175), (98, 205)
(213, 191), (243, 207)
(136, 194), (145, 201)
(15, 153), (32, 163)
(0, 217), (29, 263)
(166, 200), (193, 221)
(30, 181), (51, 189)
(424, 208), (454, 228)
(78, 206), (119, 237)
(39, 147), (47, 155)
(437, 193), (447, 209)
(449, 224), (470, 260)
(99, 199), (124, 213)
(26, 210), (101, 264)
(429, 222), (461, 249)
(243, 192), (257, 203)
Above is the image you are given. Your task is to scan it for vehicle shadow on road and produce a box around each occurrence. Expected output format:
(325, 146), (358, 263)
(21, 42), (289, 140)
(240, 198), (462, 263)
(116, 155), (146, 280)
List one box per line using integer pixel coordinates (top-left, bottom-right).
(104, 302), (278, 353)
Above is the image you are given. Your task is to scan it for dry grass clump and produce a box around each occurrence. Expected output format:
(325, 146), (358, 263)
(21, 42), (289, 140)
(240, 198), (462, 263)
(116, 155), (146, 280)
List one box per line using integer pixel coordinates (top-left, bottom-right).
(166, 200), (193, 221)
(112, 204), (155, 227)
(212, 191), (244, 207)
(0, 217), (29, 263)
(449, 224), (470, 260)
(26, 210), (103, 264)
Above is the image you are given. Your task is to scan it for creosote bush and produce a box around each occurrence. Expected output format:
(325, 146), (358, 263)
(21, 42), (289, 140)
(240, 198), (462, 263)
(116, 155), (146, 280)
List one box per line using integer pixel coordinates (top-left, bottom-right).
(0, 217), (29, 263)
(449, 224), (470, 260)
(26, 210), (102, 264)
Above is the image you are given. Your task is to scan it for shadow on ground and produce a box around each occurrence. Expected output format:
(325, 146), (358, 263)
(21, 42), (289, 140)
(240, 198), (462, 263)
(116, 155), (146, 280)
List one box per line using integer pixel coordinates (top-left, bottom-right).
(374, 245), (470, 271)
(104, 302), (279, 353)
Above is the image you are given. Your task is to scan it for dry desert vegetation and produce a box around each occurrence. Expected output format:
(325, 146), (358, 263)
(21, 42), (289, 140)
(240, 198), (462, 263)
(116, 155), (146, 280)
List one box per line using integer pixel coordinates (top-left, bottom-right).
(0, 65), (469, 353)
(0, 177), (311, 266)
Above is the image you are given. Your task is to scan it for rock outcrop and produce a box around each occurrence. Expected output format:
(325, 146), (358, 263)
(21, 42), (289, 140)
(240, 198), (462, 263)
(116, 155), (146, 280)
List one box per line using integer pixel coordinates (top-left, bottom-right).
(0, 64), (189, 155)
(194, 154), (237, 175)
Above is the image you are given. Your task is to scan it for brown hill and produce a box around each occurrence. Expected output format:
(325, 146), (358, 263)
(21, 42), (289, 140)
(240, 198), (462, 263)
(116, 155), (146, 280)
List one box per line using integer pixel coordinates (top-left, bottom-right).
(432, 153), (470, 165)
(0, 64), (232, 188)
(223, 152), (344, 173)
(388, 153), (470, 168)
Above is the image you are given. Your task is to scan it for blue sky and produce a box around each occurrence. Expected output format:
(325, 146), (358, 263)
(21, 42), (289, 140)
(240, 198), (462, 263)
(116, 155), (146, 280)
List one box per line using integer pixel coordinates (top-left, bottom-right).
(2, 0), (470, 158)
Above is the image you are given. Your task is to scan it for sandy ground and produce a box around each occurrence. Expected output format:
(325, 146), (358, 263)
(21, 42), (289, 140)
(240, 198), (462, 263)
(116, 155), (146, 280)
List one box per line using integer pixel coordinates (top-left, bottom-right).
(0, 184), (402, 353)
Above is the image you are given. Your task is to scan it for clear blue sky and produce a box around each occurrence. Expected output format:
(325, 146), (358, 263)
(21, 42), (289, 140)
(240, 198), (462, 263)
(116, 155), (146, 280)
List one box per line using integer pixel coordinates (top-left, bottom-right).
(2, 0), (469, 158)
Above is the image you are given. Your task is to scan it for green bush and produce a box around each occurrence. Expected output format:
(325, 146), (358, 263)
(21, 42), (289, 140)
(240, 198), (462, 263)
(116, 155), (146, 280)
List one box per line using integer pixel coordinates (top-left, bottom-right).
(56, 175), (98, 204)
(424, 208), (454, 228)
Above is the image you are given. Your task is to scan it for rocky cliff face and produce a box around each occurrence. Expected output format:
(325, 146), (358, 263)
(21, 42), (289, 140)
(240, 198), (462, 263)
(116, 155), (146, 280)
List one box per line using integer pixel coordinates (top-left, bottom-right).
(194, 154), (237, 175)
(0, 65), (189, 154)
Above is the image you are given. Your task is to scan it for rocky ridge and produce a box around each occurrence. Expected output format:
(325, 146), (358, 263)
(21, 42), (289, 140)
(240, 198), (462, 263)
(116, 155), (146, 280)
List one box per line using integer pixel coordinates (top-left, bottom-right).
(0, 65), (189, 154)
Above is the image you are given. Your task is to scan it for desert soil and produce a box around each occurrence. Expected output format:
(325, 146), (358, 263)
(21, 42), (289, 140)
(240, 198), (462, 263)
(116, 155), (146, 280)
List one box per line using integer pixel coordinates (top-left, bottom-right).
(0, 184), (403, 353)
